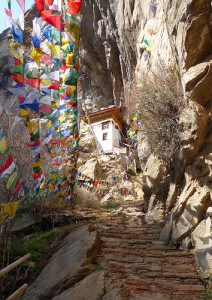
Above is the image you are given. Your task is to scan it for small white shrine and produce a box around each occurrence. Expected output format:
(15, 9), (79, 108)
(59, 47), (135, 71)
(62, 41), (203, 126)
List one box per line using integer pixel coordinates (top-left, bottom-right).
(83, 106), (126, 153)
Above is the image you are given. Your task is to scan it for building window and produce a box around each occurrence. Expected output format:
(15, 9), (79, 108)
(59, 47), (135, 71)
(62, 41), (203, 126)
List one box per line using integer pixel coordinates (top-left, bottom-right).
(102, 121), (109, 130)
(103, 133), (108, 140)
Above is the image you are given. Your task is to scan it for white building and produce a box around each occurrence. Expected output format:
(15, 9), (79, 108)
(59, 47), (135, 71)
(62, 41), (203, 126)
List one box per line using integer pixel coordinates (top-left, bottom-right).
(83, 106), (127, 153)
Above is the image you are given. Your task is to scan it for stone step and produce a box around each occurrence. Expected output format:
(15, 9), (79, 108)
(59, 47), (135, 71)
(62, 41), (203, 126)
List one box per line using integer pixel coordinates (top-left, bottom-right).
(96, 200), (205, 299)
(101, 244), (193, 256)
(106, 260), (197, 274)
(100, 235), (159, 243)
(107, 262), (200, 279)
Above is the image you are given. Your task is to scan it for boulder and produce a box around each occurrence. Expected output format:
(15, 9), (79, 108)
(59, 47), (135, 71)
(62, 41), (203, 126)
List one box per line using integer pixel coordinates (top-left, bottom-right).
(142, 154), (166, 189)
(79, 121), (97, 153)
(183, 58), (212, 106)
(73, 185), (101, 208)
(53, 271), (105, 300)
(78, 158), (103, 180)
(145, 176), (170, 224)
(191, 216), (212, 277)
(179, 102), (209, 164)
(12, 213), (37, 234)
(142, 154), (167, 213)
(22, 225), (99, 300)
(171, 184), (211, 243)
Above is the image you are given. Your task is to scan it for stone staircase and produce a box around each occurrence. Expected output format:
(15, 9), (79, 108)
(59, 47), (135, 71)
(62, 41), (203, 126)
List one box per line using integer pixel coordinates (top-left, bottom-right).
(95, 200), (205, 299)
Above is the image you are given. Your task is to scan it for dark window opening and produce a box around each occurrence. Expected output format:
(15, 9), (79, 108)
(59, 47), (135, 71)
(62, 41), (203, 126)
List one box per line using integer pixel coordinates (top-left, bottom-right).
(102, 121), (110, 130)
(103, 133), (108, 140)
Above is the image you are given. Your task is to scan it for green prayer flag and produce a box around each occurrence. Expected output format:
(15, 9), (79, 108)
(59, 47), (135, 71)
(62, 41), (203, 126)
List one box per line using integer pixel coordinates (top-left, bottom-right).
(12, 64), (24, 75)
(33, 166), (41, 174)
(26, 68), (40, 78)
(51, 28), (61, 44)
(31, 131), (40, 141)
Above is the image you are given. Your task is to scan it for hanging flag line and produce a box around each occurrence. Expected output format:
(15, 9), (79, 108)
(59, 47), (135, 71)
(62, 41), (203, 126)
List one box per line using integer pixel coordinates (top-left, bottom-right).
(76, 170), (128, 186)
(127, 115), (145, 149)
(0, 131), (24, 196)
(1, 0), (83, 216)
(76, 180), (133, 196)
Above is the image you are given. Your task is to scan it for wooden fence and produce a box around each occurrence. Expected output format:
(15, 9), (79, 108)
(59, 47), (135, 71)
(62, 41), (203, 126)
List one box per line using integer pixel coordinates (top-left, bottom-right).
(0, 253), (31, 300)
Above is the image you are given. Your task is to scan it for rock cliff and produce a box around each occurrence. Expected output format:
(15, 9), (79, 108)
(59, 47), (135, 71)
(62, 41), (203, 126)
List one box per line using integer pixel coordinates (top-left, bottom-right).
(80, 0), (212, 276)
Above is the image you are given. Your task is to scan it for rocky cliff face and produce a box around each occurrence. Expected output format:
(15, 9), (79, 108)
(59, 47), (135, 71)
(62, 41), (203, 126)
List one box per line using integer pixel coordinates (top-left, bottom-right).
(80, 0), (212, 276)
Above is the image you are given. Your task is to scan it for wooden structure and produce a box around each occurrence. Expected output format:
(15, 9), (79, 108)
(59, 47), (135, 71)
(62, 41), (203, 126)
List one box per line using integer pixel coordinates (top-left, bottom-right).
(82, 106), (127, 153)
(82, 105), (127, 132)
(0, 253), (31, 299)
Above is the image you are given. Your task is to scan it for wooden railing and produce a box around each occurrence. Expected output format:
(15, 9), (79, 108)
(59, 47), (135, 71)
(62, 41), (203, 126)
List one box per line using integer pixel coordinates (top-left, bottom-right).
(0, 253), (31, 300)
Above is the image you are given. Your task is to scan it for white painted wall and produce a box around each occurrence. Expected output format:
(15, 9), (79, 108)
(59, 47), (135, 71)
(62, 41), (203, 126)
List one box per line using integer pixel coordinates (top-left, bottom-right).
(92, 118), (122, 153)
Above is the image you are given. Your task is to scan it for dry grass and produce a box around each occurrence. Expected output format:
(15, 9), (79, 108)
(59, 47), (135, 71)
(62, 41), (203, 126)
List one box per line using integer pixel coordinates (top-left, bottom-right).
(124, 64), (186, 161)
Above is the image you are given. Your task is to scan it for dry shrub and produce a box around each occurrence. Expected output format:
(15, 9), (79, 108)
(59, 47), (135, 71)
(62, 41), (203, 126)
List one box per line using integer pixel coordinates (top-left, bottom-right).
(124, 65), (186, 161)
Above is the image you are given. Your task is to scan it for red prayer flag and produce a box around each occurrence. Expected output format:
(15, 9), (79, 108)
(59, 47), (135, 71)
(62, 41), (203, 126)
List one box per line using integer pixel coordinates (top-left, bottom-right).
(0, 155), (13, 174)
(48, 81), (60, 90)
(44, 0), (53, 5)
(18, 97), (25, 103)
(60, 65), (70, 71)
(26, 78), (40, 90)
(11, 179), (21, 194)
(5, 8), (12, 17)
(14, 58), (21, 66)
(39, 105), (52, 114)
(52, 139), (61, 145)
(11, 74), (24, 85)
(67, 0), (82, 15)
(34, 0), (44, 12)
(33, 170), (43, 179)
(42, 54), (52, 66)
(41, 10), (62, 30)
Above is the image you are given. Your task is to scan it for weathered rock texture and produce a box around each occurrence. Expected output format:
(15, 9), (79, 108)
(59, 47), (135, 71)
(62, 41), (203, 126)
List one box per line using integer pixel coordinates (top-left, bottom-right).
(80, 0), (212, 275)
(22, 226), (99, 299)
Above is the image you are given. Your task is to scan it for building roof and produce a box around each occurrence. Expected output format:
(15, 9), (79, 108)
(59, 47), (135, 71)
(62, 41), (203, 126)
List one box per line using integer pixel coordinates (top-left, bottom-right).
(82, 106), (127, 131)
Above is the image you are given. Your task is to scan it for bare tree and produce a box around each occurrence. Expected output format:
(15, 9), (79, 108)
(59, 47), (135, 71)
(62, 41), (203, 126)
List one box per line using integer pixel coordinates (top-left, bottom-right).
(124, 64), (186, 162)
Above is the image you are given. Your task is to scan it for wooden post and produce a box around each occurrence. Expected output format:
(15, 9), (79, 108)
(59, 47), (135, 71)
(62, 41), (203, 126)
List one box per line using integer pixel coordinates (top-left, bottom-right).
(0, 253), (31, 277)
(6, 283), (28, 300)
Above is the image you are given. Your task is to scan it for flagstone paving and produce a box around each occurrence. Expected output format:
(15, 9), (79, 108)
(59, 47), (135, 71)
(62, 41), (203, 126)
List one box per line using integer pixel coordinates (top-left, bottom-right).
(95, 199), (205, 299)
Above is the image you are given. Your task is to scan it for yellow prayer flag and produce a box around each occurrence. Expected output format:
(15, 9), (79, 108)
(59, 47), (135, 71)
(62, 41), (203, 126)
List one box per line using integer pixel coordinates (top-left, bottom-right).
(48, 183), (54, 191)
(40, 78), (52, 86)
(46, 43), (60, 59)
(66, 53), (73, 66)
(40, 181), (45, 189)
(59, 115), (66, 123)
(0, 136), (7, 155)
(45, 120), (52, 130)
(33, 160), (42, 167)
(8, 42), (24, 62)
(66, 86), (76, 96)
(51, 173), (58, 180)
(52, 102), (60, 109)
(30, 47), (43, 66)
(20, 109), (29, 117)
(30, 119), (39, 133)
(61, 38), (70, 45)
(146, 44), (152, 52)
(6, 171), (18, 190)
(0, 201), (19, 219)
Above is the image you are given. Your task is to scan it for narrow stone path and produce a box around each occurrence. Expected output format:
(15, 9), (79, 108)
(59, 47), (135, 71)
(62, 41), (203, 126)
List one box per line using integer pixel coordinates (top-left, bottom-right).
(95, 199), (205, 300)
